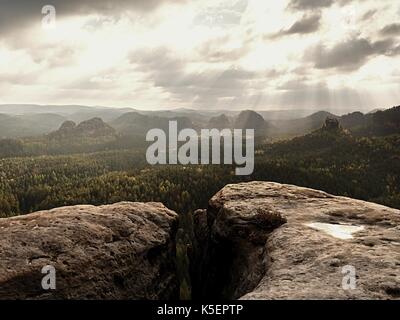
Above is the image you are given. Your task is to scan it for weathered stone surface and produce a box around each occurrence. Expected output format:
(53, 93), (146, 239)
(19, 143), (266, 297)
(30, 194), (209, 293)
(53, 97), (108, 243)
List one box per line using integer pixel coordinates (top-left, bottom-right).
(0, 202), (179, 300)
(194, 182), (400, 300)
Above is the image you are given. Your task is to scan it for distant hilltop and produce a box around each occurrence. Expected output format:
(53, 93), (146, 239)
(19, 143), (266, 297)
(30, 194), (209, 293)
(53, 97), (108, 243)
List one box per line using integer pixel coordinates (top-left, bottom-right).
(49, 117), (116, 139)
(0, 104), (399, 139)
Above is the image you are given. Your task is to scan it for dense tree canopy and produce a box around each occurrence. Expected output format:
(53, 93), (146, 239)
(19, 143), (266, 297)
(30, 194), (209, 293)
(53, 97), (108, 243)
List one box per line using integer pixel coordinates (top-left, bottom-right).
(1, 125), (400, 218)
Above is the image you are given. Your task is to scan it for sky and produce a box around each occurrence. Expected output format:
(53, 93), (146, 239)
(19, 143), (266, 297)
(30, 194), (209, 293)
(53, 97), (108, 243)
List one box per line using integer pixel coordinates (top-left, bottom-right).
(0, 0), (399, 112)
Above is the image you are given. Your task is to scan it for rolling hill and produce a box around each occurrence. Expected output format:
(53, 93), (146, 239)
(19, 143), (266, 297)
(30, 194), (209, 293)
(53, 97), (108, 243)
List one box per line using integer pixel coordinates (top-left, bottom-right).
(110, 112), (195, 136)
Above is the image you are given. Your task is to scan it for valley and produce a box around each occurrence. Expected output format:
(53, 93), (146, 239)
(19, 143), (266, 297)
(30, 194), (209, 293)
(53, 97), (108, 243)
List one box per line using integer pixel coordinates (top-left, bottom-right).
(1, 105), (399, 301)
(0, 105), (400, 219)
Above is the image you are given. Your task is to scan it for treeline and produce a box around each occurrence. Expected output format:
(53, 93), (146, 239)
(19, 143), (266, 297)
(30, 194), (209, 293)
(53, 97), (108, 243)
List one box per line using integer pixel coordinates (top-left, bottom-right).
(0, 149), (240, 217)
(0, 135), (148, 158)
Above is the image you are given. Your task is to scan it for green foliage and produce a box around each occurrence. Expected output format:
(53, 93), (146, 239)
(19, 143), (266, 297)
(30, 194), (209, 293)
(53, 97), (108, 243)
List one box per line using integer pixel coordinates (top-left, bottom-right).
(0, 127), (400, 218)
(255, 130), (400, 208)
(0, 139), (24, 157)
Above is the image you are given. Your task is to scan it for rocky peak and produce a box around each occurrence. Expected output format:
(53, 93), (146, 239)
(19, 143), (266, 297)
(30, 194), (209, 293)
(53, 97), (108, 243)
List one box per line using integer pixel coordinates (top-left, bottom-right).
(235, 110), (265, 129)
(75, 117), (115, 136)
(76, 117), (106, 130)
(49, 117), (116, 139)
(59, 120), (77, 131)
(234, 110), (268, 137)
(323, 117), (341, 131)
(208, 114), (231, 129)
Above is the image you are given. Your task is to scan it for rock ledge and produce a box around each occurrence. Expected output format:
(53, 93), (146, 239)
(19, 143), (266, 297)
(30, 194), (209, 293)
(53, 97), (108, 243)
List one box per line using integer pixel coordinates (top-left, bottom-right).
(0, 202), (179, 300)
(193, 181), (400, 300)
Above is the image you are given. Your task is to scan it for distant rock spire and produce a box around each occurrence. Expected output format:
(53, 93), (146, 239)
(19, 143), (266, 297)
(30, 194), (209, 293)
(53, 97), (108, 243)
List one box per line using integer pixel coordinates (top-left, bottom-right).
(323, 117), (341, 131)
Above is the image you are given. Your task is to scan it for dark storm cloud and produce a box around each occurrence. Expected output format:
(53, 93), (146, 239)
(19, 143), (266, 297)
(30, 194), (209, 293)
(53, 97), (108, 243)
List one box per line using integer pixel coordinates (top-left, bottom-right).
(267, 14), (321, 40)
(0, 0), (185, 35)
(288, 0), (334, 10)
(308, 37), (399, 71)
(271, 14), (321, 39)
(380, 23), (400, 36)
(286, 14), (321, 34)
(287, 0), (353, 11)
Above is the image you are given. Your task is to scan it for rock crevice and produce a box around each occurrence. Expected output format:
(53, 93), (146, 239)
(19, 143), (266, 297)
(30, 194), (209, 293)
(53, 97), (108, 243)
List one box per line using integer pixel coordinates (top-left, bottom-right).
(1, 182), (399, 300)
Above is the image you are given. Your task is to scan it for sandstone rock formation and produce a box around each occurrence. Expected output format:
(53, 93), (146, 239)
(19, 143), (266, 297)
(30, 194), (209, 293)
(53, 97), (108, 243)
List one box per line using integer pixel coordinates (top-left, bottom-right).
(193, 181), (400, 300)
(1, 182), (399, 300)
(49, 117), (116, 139)
(323, 117), (341, 131)
(0, 202), (179, 300)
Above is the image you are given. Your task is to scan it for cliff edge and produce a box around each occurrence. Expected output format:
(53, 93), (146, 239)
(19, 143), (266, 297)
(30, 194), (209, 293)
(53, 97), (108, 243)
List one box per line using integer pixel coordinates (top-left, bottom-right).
(1, 182), (399, 300)
(193, 181), (400, 300)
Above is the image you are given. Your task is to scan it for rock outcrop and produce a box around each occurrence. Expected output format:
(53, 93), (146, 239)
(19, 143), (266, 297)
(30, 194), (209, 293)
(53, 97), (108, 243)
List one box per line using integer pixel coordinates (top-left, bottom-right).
(193, 181), (400, 300)
(323, 117), (341, 131)
(49, 117), (116, 139)
(234, 110), (267, 136)
(0, 202), (179, 300)
(207, 114), (231, 129)
(1, 182), (399, 300)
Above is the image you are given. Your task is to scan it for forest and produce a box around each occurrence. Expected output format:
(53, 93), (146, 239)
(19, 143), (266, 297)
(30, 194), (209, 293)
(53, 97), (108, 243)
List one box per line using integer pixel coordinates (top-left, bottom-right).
(1, 115), (400, 218)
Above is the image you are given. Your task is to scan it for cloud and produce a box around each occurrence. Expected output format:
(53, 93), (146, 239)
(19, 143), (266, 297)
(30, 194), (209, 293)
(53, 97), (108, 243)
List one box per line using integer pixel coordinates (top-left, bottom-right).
(287, 0), (353, 11)
(0, 0), (185, 36)
(28, 44), (79, 67)
(288, 0), (334, 10)
(1, 1), (400, 110)
(286, 14), (321, 34)
(128, 47), (266, 107)
(360, 9), (377, 21)
(129, 47), (185, 81)
(198, 44), (250, 63)
(193, 0), (248, 27)
(277, 78), (311, 91)
(271, 14), (321, 38)
(196, 35), (252, 63)
(0, 72), (38, 86)
(308, 37), (399, 71)
(380, 23), (400, 36)
(386, 45), (400, 56)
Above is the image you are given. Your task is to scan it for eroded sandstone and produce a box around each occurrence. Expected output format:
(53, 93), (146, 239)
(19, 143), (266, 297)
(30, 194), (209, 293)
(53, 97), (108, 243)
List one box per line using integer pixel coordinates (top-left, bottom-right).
(0, 202), (179, 300)
(193, 181), (400, 300)
(1, 182), (399, 300)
